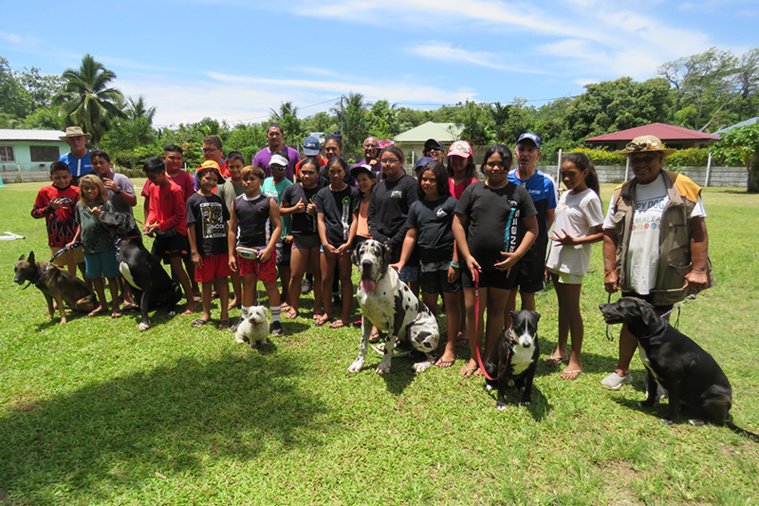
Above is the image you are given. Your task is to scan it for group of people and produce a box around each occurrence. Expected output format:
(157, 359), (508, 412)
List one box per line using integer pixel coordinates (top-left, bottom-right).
(33, 125), (711, 388)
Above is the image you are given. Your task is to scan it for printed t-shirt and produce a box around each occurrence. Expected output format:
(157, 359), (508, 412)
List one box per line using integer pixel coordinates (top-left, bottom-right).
(186, 192), (230, 256)
(455, 181), (536, 270)
(405, 196), (458, 264)
(32, 184), (80, 248)
(282, 182), (323, 236)
(314, 185), (359, 247)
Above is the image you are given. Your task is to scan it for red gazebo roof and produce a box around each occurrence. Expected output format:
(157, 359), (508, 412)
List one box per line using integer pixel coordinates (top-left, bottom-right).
(585, 123), (720, 143)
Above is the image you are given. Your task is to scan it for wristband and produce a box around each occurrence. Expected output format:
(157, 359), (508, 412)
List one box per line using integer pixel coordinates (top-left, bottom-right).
(450, 261), (460, 269)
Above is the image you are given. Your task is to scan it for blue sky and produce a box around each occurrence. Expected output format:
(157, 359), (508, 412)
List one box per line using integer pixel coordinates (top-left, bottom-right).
(2, 0), (756, 128)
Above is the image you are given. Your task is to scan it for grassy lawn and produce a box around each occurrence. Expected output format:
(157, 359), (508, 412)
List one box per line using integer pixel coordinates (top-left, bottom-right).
(1, 180), (758, 505)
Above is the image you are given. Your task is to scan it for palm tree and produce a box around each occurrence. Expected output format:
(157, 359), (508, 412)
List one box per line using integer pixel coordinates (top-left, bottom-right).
(270, 101), (299, 123)
(54, 54), (125, 146)
(126, 96), (156, 124)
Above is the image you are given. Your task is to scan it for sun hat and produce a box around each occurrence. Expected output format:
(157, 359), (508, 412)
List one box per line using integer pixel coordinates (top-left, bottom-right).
(197, 160), (222, 180)
(302, 135), (321, 156)
(447, 140), (472, 158)
(270, 154), (289, 168)
(350, 163), (376, 179)
(620, 135), (676, 156)
(516, 132), (541, 149)
(59, 126), (92, 140)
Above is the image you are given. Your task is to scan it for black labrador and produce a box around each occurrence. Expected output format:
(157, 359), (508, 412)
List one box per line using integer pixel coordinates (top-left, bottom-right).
(599, 297), (732, 426)
(99, 210), (183, 331)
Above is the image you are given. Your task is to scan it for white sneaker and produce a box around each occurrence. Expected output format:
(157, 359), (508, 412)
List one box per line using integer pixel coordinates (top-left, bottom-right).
(601, 371), (633, 390)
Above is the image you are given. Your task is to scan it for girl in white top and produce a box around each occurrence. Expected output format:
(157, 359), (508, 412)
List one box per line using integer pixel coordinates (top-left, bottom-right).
(545, 153), (604, 379)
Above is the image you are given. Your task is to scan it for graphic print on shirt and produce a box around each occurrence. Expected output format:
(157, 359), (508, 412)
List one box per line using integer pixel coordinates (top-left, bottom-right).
(199, 201), (227, 239)
(503, 200), (521, 253)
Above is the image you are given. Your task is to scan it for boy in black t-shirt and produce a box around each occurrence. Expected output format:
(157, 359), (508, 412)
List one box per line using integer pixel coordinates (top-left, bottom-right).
(187, 167), (232, 328)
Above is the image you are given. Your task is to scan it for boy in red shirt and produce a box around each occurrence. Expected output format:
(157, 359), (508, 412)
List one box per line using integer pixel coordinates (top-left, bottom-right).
(142, 157), (196, 315)
(31, 161), (87, 280)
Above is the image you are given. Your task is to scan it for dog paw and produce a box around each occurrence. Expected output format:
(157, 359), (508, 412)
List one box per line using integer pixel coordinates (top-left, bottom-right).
(347, 359), (365, 374)
(660, 418), (674, 425)
(484, 383), (495, 392)
(375, 361), (392, 375)
(411, 360), (433, 373)
(496, 402), (507, 411)
(138, 322), (149, 332)
(688, 418), (706, 426)
(168, 311), (176, 317)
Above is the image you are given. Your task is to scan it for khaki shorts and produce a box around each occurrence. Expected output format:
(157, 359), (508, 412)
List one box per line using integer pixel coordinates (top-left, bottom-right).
(50, 245), (85, 268)
(548, 267), (584, 285)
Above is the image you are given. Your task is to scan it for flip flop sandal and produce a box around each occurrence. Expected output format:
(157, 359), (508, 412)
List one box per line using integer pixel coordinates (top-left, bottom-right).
(284, 309), (299, 319)
(191, 318), (209, 328)
(218, 319), (230, 330)
(546, 355), (569, 366)
(436, 358), (455, 368)
(329, 320), (346, 329)
(369, 331), (382, 343)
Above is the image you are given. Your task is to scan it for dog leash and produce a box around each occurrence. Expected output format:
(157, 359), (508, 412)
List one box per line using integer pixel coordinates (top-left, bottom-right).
(604, 293), (698, 341)
(472, 269), (512, 381)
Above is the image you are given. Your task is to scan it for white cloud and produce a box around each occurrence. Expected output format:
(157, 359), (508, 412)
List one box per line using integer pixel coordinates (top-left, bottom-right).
(409, 41), (548, 74)
(0, 30), (41, 47)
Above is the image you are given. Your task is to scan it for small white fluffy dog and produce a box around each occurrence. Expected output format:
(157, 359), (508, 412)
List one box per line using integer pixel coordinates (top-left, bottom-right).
(235, 306), (270, 347)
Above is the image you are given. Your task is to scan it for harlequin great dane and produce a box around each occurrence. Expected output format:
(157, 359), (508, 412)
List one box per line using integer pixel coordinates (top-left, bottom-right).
(349, 239), (439, 374)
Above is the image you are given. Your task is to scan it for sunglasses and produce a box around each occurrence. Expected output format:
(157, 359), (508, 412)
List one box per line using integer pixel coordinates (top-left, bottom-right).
(271, 165), (287, 171)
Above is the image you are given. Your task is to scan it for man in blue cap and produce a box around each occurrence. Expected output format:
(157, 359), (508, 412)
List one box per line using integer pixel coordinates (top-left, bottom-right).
(506, 132), (558, 323)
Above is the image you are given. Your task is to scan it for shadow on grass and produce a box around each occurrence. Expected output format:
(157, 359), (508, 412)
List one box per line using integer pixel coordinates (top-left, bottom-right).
(0, 354), (329, 502)
(482, 384), (551, 421)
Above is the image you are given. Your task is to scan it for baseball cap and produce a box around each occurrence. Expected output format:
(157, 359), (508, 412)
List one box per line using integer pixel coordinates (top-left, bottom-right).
(424, 139), (443, 152)
(414, 156), (435, 170)
(303, 135), (320, 156)
(197, 160), (222, 180)
(350, 163), (376, 180)
(270, 154), (288, 168)
(517, 132), (541, 149)
(447, 140), (472, 158)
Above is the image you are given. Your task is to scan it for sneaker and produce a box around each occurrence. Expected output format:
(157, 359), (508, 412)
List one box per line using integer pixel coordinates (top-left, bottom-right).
(271, 320), (285, 337)
(230, 316), (245, 333)
(301, 277), (313, 294)
(601, 371), (633, 390)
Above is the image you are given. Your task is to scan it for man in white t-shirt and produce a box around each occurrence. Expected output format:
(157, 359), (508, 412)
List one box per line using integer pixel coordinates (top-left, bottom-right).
(601, 135), (711, 390)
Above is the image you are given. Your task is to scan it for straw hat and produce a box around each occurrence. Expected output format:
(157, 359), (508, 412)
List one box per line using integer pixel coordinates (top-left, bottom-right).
(59, 126), (92, 140)
(620, 135), (675, 156)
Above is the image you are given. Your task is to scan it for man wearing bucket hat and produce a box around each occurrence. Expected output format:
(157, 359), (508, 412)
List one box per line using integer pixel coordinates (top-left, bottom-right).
(58, 126), (93, 186)
(601, 134), (713, 390)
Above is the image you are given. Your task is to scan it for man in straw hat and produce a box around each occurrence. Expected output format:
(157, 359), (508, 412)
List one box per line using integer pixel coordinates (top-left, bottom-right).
(58, 126), (93, 186)
(601, 134), (713, 390)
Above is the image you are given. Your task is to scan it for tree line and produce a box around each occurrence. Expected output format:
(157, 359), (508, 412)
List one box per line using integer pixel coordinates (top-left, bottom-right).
(1, 48), (758, 173)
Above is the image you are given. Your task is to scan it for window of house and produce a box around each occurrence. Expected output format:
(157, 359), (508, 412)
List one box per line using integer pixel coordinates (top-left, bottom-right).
(0, 146), (15, 163)
(30, 145), (60, 162)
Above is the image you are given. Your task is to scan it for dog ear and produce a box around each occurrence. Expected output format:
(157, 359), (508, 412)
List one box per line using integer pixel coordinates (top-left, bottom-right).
(382, 244), (392, 270)
(510, 310), (519, 322)
(28, 251), (35, 263)
(531, 311), (541, 321)
(351, 245), (360, 266)
(18, 253), (26, 261)
(639, 301), (661, 329)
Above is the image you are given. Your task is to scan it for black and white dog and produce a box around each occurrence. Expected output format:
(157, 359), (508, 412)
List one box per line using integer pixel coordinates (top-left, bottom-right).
(485, 310), (540, 409)
(599, 297), (732, 425)
(98, 210), (183, 331)
(350, 240), (439, 374)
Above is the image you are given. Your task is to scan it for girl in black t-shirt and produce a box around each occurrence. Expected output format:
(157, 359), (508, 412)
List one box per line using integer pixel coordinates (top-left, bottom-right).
(452, 144), (539, 377)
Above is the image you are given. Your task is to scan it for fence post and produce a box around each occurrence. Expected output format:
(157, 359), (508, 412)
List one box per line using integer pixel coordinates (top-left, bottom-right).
(705, 152), (713, 187)
(556, 149), (562, 182)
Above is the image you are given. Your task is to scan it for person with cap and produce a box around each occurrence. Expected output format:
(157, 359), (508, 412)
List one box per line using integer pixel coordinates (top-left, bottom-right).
(253, 123), (301, 182)
(58, 126), (93, 186)
(186, 164), (232, 328)
(446, 140), (478, 199)
(263, 151), (294, 311)
(424, 138), (445, 163)
(601, 135), (713, 390)
(505, 132), (558, 325)
(295, 135), (328, 181)
(414, 156), (435, 179)
(194, 135), (230, 191)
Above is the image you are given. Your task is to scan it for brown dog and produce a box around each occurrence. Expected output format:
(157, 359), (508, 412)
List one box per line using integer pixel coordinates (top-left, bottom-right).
(14, 251), (97, 324)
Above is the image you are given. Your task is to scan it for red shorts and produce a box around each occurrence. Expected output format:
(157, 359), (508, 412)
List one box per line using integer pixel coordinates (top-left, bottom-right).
(238, 253), (277, 283)
(194, 253), (233, 283)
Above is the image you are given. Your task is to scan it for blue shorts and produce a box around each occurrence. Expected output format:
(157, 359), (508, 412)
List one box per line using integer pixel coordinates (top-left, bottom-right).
(399, 265), (418, 283)
(85, 250), (119, 279)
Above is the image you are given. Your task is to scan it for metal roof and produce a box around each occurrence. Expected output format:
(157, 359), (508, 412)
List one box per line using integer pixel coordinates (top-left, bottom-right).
(393, 122), (463, 143)
(713, 117), (759, 135)
(0, 129), (67, 142)
(585, 122), (720, 143)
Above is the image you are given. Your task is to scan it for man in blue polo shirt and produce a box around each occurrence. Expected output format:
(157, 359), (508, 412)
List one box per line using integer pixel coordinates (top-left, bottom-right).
(506, 132), (558, 323)
(58, 126), (93, 186)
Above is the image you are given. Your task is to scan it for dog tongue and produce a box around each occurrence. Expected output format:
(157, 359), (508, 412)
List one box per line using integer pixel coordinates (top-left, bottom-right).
(361, 280), (376, 292)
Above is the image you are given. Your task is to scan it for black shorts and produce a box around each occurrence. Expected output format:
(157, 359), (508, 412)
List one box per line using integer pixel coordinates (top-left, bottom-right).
(152, 233), (191, 264)
(621, 292), (674, 313)
(420, 269), (461, 295)
(276, 237), (292, 267)
(461, 268), (517, 290)
(511, 246), (546, 293)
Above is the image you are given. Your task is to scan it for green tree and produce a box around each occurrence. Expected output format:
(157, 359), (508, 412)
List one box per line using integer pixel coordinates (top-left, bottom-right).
(18, 67), (64, 114)
(53, 54), (125, 145)
(333, 93), (370, 152)
(126, 96), (156, 124)
(564, 77), (671, 143)
(0, 57), (29, 119)
(22, 107), (64, 130)
(717, 123), (759, 192)
(454, 101), (492, 146)
(368, 100), (400, 138)
(302, 112), (337, 137)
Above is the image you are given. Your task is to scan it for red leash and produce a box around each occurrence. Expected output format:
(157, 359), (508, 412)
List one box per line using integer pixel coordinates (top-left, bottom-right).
(472, 269), (511, 381)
